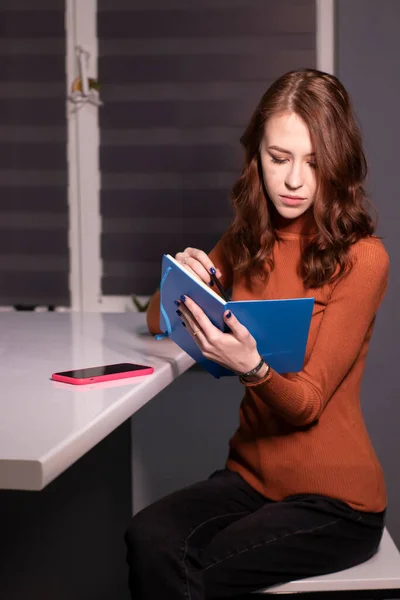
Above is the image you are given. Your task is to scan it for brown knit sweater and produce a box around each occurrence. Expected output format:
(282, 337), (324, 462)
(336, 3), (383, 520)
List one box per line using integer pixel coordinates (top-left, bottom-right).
(146, 218), (389, 513)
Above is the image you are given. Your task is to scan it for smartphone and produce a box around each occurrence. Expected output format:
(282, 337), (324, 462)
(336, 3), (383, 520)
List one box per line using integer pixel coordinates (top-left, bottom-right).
(51, 362), (154, 385)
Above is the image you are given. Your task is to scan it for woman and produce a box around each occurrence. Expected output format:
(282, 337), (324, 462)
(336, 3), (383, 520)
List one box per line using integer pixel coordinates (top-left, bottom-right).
(125, 69), (389, 600)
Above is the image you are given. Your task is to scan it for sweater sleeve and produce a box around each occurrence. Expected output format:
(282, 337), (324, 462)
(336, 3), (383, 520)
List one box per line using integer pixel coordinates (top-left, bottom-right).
(145, 238), (232, 335)
(245, 240), (389, 427)
(146, 289), (163, 335)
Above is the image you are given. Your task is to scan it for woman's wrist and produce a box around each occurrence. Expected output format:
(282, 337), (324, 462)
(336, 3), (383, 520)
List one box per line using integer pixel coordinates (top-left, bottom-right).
(237, 355), (270, 383)
(241, 361), (270, 383)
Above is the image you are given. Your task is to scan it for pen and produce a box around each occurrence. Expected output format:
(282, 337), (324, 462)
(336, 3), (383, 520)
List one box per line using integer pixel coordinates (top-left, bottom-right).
(209, 268), (230, 301)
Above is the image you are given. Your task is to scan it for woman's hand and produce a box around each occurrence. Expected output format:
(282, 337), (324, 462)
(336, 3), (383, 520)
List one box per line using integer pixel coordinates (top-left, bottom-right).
(175, 247), (222, 288)
(176, 294), (261, 375)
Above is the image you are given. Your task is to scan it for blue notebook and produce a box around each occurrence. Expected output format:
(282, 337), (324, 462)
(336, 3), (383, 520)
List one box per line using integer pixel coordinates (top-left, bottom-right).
(156, 254), (314, 378)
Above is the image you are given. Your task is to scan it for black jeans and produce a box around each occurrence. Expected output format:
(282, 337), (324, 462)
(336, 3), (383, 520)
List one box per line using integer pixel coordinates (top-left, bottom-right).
(124, 469), (385, 600)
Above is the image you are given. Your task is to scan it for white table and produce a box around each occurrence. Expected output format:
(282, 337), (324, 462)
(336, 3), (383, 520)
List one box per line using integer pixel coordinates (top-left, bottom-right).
(0, 311), (194, 490)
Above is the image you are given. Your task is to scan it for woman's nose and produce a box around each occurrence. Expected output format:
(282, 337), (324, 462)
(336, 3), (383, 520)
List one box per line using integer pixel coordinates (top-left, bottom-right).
(285, 164), (304, 190)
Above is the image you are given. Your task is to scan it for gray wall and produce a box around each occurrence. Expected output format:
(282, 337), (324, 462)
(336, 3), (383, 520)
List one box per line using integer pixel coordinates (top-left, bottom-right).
(0, 0), (69, 307)
(336, 0), (400, 546)
(131, 368), (243, 512)
(97, 0), (316, 296)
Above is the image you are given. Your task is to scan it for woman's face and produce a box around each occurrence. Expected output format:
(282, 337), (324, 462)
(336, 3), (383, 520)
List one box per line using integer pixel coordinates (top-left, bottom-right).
(259, 112), (317, 220)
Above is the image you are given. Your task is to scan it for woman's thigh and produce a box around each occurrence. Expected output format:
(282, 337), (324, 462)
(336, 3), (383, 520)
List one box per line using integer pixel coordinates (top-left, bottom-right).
(200, 493), (385, 599)
(124, 468), (267, 598)
(125, 469), (266, 550)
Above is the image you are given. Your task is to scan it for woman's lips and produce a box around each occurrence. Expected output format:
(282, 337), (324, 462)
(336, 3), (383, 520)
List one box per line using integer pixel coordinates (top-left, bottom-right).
(279, 195), (306, 206)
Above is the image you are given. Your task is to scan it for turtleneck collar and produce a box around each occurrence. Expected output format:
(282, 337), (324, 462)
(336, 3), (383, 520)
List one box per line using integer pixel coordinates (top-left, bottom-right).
(271, 206), (317, 237)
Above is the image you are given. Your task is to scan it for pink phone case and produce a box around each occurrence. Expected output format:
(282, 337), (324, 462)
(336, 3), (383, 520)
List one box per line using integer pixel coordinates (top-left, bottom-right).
(51, 366), (154, 385)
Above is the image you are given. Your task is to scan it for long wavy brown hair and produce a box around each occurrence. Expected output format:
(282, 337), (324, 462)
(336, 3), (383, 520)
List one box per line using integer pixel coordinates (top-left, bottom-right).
(221, 68), (377, 288)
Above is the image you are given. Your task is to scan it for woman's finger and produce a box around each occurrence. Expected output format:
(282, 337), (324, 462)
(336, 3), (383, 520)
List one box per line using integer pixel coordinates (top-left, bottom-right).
(177, 301), (198, 330)
(222, 310), (256, 346)
(185, 247), (222, 279)
(175, 248), (222, 285)
(178, 261), (203, 283)
(178, 295), (218, 341)
(177, 301), (206, 343)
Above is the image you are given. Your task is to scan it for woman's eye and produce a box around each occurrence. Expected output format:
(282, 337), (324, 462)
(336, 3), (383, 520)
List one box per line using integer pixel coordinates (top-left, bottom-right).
(269, 156), (317, 168)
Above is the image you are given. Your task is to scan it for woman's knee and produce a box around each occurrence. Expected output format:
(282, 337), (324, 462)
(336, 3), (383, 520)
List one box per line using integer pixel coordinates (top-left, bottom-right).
(126, 505), (161, 555)
(124, 501), (183, 565)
